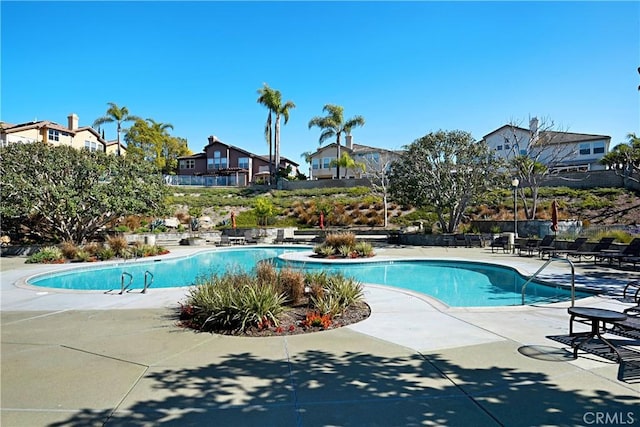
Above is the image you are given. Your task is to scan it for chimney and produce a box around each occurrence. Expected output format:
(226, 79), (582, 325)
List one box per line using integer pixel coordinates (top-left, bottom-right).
(345, 134), (353, 149)
(529, 117), (539, 136)
(68, 113), (79, 130)
(208, 135), (219, 144)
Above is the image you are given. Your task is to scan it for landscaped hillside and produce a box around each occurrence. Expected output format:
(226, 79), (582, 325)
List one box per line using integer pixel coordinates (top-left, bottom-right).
(161, 186), (640, 232)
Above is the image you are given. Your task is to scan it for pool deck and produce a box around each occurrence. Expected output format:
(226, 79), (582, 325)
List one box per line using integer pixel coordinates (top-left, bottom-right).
(1, 245), (639, 426)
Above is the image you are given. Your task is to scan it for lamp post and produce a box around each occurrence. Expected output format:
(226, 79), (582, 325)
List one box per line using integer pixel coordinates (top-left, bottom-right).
(512, 178), (519, 251)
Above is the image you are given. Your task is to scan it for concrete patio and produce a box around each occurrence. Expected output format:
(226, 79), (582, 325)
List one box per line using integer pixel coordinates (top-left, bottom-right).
(1, 245), (639, 426)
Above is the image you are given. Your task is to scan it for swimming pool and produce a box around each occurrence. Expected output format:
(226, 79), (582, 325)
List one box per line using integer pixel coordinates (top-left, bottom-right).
(27, 247), (585, 307)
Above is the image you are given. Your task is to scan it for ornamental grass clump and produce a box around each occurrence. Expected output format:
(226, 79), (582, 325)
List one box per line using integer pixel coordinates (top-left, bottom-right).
(184, 272), (287, 332)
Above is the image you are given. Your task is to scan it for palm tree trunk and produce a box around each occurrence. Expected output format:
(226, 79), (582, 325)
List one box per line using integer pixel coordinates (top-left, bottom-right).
(335, 135), (341, 179)
(275, 115), (281, 182)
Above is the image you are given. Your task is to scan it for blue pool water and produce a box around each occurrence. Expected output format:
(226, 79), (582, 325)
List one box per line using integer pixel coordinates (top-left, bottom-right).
(27, 247), (585, 307)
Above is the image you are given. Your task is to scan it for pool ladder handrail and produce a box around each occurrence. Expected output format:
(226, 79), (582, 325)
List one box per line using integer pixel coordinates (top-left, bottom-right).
(521, 256), (575, 306)
(120, 272), (133, 295)
(142, 270), (154, 294)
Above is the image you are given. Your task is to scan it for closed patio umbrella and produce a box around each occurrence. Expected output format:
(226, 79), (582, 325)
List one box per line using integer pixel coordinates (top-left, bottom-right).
(319, 211), (325, 230)
(551, 200), (559, 234)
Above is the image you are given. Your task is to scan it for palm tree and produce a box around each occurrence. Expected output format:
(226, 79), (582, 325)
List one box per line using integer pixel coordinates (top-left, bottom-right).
(256, 84), (277, 182)
(308, 104), (365, 179)
(93, 102), (141, 156)
(147, 119), (174, 172)
(273, 97), (296, 179)
(257, 84), (295, 183)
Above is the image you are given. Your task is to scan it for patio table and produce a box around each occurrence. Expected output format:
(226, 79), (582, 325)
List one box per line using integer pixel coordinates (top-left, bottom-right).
(568, 307), (627, 362)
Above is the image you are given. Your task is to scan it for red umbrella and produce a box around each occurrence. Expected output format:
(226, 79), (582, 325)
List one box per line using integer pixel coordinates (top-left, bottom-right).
(551, 200), (559, 234)
(319, 211), (325, 230)
(231, 211), (236, 229)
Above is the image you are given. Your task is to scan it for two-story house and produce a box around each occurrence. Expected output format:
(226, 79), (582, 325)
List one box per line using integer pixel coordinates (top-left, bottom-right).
(0, 114), (107, 152)
(177, 135), (299, 186)
(481, 118), (611, 172)
(308, 135), (401, 179)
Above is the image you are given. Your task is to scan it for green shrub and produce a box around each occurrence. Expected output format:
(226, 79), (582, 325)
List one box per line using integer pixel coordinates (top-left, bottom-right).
(26, 246), (64, 264)
(185, 272), (286, 332)
(74, 250), (93, 262)
(353, 241), (374, 257)
(97, 247), (115, 261)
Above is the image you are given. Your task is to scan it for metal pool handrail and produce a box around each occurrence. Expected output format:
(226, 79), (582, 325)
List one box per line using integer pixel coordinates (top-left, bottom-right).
(521, 257), (576, 306)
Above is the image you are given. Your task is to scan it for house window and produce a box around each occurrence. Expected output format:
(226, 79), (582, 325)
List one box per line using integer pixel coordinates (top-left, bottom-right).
(579, 143), (590, 155)
(593, 142), (605, 154)
(84, 140), (99, 152)
(180, 159), (195, 169)
(504, 143), (510, 150)
(48, 129), (59, 141)
(212, 151), (227, 169)
(496, 145), (503, 151)
(312, 158), (320, 170)
(519, 149), (527, 156)
(238, 157), (250, 169)
(322, 157), (332, 169)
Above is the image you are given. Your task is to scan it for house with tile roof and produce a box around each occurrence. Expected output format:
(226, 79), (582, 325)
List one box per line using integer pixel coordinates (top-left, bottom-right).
(308, 135), (401, 179)
(176, 135), (299, 186)
(481, 118), (611, 172)
(0, 114), (108, 153)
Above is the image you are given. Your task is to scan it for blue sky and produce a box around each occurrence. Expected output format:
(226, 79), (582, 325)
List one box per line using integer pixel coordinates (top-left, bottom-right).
(2, 1), (639, 164)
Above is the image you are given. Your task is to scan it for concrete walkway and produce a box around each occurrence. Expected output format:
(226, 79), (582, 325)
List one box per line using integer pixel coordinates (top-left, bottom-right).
(1, 245), (639, 426)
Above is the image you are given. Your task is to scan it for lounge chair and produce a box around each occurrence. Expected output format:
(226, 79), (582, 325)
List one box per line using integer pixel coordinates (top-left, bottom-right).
(546, 237), (588, 258)
(607, 299), (640, 340)
(518, 235), (554, 257)
(490, 235), (509, 253)
(570, 237), (615, 262)
(244, 230), (259, 244)
(596, 238), (640, 268)
(274, 229), (285, 244)
(534, 235), (557, 259)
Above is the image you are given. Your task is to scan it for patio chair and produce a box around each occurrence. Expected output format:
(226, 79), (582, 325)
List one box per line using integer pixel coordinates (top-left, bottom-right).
(274, 229), (285, 244)
(548, 237), (588, 258)
(490, 235), (509, 253)
(596, 238), (640, 268)
(534, 235), (557, 259)
(517, 238), (547, 257)
(607, 300), (640, 341)
(244, 230), (259, 244)
(570, 237), (615, 262)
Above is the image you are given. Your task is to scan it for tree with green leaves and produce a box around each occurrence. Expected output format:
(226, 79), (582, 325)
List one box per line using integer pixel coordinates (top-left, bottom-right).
(93, 102), (141, 156)
(0, 143), (167, 244)
(308, 104), (365, 179)
(125, 118), (190, 173)
(601, 133), (640, 183)
(389, 130), (502, 233)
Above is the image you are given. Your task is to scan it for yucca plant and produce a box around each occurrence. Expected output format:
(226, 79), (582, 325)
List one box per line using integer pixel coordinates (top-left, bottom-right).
(338, 245), (352, 257)
(354, 241), (374, 257)
(311, 293), (343, 317)
(326, 274), (364, 309)
(236, 284), (287, 330)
